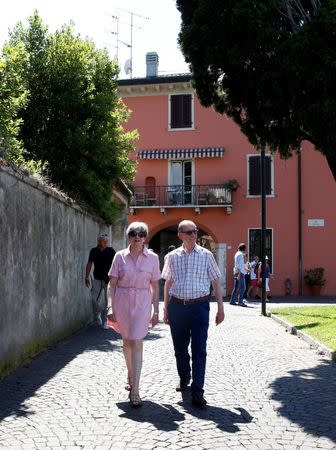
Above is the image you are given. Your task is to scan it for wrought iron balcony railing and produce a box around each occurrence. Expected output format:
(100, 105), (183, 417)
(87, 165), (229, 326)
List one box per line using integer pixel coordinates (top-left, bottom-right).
(130, 184), (232, 208)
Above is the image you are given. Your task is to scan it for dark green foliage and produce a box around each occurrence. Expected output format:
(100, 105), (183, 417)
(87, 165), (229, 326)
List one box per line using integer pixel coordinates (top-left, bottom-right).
(5, 12), (136, 223)
(0, 42), (27, 160)
(304, 267), (326, 286)
(177, 0), (336, 179)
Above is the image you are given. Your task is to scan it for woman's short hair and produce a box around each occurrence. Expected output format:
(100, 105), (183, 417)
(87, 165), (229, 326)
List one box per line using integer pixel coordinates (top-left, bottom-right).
(126, 221), (149, 236)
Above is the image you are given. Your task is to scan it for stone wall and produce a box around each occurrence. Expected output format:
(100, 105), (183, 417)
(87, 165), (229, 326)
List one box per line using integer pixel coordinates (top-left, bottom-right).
(0, 166), (127, 377)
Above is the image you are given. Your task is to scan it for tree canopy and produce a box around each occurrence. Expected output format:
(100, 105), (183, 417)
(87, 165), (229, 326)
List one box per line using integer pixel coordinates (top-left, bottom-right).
(177, 0), (336, 179)
(1, 12), (137, 223)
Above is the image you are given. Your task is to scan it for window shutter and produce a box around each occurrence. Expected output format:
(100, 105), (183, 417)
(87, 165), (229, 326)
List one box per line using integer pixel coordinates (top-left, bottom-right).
(248, 155), (260, 195)
(265, 156), (272, 195)
(248, 155), (272, 195)
(182, 94), (192, 128)
(170, 94), (192, 129)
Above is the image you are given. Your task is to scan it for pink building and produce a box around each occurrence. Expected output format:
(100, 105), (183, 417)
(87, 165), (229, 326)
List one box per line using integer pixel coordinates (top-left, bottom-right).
(118, 53), (336, 296)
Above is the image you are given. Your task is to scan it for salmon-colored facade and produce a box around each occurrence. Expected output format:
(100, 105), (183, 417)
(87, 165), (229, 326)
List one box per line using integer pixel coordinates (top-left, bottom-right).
(119, 73), (336, 296)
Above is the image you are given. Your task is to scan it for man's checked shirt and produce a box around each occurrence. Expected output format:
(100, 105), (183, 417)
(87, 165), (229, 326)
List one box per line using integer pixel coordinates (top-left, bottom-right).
(161, 244), (221, 300)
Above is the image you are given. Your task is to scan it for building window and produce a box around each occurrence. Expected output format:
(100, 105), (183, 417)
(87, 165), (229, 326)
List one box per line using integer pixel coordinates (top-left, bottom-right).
(248, 228), (273, 272)
(169, 94), (194, 130)
(168, 160), (194, 204)
(247, 154), (274, 196)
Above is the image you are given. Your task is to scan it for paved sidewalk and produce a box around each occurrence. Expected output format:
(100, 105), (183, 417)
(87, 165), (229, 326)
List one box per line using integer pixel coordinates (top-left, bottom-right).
(0, 301), (335, 449)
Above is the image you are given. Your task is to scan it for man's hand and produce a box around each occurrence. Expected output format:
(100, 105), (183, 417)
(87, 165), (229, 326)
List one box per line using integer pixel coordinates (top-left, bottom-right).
(215, 308), (225, 326)
(163, 308), (169, 324)
(85, 277), (90, 288)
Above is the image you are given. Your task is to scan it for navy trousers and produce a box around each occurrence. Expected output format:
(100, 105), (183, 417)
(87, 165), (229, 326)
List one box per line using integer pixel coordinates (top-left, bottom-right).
(167, 300), (210, 395)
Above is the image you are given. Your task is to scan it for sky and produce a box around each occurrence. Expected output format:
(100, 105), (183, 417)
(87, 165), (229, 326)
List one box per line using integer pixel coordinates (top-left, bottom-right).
(0, 0), (190, 78)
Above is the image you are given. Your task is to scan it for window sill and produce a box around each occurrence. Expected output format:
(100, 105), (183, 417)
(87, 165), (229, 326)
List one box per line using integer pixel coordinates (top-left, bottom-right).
(168, 127), (195, 132)
(246, 194), (275, 198)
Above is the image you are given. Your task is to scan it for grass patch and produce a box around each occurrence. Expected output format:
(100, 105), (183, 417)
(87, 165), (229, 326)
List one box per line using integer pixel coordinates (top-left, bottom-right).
(270, 306), (336, 350)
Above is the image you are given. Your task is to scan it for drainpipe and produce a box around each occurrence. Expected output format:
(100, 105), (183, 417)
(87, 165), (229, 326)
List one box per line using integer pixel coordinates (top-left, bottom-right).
(261, 147), (267, 316)
(298, 149), (303, 295)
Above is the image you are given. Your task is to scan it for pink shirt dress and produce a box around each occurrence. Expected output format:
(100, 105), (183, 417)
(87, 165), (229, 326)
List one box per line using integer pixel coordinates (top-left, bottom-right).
(108, 246), (161, 340)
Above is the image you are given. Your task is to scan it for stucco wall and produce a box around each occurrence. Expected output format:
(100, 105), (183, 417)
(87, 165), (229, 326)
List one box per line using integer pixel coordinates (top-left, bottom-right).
(0, 166), (126, 377)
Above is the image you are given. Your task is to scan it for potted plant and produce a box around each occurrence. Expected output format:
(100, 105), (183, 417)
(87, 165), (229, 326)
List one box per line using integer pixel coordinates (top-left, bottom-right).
(304, 267), (326, 296)
(223, 179), (240, 191)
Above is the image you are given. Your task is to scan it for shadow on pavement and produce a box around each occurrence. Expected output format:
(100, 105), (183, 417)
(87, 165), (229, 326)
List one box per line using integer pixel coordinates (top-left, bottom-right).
(116, 400), (185, 431)
(0, 325), (119, 422)
(270, 360), (336, 443)
(178, 392), (253, 433)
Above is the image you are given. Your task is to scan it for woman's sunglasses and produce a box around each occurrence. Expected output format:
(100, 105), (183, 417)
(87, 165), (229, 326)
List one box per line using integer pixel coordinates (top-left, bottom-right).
(128, 230), (147, 238)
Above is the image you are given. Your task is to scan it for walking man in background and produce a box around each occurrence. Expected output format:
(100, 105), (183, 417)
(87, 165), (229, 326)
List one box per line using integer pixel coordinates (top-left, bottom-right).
(86, 233), (115, 329)
(230, 243), (247, 307)
(162, 220), (224, 408)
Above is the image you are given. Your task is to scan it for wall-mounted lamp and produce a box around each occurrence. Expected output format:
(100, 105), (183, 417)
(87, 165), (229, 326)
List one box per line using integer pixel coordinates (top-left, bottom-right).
(195, 207), (201, 214)
(129, 207), (135, 215)
(226, 206), (232, 215)
(160, 207), (167, 215)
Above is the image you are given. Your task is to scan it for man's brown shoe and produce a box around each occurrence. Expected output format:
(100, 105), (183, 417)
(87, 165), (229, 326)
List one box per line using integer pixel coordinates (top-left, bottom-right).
(176, 379), (190, 392)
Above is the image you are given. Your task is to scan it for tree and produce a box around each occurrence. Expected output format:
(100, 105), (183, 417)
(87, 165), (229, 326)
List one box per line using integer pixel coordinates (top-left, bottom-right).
(176, 0), (336, 179)
(6, 12), (137, 222)
(0, 42), (27, 162)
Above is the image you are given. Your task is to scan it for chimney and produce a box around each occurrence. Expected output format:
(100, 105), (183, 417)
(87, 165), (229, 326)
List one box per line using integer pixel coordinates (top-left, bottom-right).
(146, 52), (159, 77)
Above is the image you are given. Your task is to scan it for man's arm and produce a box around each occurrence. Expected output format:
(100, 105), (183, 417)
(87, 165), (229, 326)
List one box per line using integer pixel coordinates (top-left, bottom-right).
(163, 279), (173, 324)
(85, 261), (93, 288)
(236, 253), (243, 279)
(211, 278), (225, 325)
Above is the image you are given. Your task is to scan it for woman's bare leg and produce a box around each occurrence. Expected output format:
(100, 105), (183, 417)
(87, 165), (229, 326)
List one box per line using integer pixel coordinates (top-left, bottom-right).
(130, 339), (143, 399)
(123, 338), (132, 388)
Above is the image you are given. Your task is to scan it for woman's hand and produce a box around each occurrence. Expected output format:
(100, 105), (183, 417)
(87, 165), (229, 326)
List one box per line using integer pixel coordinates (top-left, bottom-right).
(151, 312), (159, 328)
(106, 306), (116, 323)
(107, 312), (116, 322)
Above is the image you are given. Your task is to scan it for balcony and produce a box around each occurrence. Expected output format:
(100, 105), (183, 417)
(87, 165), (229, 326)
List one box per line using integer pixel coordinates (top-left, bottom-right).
(130, 184), (232, 214)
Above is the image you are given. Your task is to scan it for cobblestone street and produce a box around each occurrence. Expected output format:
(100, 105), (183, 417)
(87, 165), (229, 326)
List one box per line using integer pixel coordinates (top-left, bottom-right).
(0, 301), (335, 450)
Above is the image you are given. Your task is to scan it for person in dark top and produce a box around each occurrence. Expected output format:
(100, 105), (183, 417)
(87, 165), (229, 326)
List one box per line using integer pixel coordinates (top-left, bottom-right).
(85, 233), (115, 328)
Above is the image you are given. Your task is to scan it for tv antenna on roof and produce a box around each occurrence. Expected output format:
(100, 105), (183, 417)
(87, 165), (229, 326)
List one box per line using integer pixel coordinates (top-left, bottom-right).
(105, 7), (149, 78)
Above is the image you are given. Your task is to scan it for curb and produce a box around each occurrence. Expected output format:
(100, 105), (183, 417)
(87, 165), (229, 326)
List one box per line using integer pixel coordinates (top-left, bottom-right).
(268, 312), (336, 362)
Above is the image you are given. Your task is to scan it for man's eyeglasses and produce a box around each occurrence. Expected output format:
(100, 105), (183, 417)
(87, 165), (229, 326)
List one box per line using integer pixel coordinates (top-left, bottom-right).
(180, 229), (198, 235)
(128, 230), (147, 238)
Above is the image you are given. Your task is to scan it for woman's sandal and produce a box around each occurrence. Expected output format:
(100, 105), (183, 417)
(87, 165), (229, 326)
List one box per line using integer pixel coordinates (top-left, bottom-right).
(129, 391), (142, 408)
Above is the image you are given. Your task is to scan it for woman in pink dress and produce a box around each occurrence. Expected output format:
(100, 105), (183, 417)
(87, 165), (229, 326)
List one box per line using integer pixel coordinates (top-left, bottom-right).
(106, 222), (160, 407)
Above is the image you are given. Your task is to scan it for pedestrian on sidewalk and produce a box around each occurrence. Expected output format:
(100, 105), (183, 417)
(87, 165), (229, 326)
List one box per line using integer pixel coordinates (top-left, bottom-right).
(243, 253), (251, 300)
(162, 220), (225, 409)
(230, 243), (247, 306)
(85, 233), (115, 329)
(106, 222), (160, 408)
(247, 255), (261, 300)
(257, 256), (272, 300)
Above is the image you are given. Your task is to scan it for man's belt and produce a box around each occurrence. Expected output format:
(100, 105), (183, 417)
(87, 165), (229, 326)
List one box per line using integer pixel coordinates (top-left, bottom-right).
(170, 295), (209, 306)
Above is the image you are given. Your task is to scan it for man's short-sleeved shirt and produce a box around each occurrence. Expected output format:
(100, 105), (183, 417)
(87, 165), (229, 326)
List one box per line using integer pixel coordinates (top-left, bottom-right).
(88, 246), (116, 283)
(161, 244), (221, 300)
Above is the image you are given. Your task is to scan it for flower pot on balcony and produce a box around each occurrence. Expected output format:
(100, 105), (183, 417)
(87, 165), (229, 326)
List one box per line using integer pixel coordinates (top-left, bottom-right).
(309, 285), (322, 296)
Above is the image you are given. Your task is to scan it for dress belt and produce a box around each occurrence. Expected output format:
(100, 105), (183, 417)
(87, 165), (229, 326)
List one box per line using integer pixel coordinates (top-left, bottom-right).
(117, 286), (149, 290)
(170, 295), (209, 306)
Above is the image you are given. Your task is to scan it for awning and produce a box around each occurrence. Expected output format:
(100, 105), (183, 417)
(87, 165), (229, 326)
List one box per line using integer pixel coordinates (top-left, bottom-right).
(137, 147), (224, 160)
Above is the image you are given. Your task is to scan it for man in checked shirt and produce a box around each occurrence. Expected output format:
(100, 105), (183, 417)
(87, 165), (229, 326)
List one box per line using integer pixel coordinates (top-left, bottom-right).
(162, 220), (225, 408)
